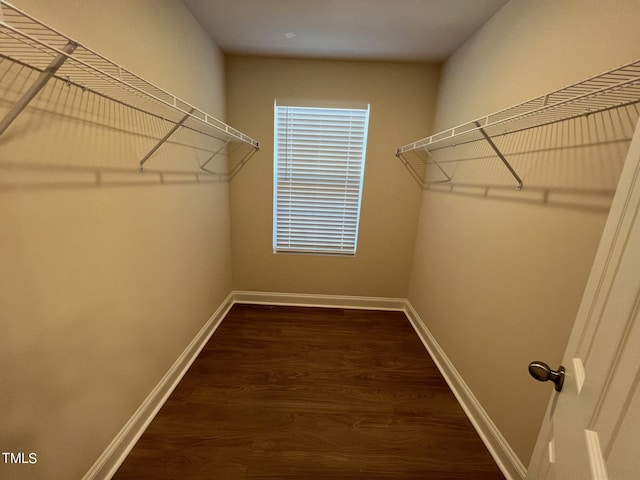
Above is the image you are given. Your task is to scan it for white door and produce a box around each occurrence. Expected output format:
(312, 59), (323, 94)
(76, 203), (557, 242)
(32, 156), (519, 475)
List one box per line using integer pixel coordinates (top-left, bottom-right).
(526, 118), (640, 480)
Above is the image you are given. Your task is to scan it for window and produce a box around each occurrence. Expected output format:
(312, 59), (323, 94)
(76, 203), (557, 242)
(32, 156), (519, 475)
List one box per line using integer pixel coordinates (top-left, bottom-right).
(273, 103), (370, 255)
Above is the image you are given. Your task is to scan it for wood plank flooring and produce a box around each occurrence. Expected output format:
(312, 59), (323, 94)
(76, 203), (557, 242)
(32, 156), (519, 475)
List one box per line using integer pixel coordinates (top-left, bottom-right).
(113, 304), (505, 479)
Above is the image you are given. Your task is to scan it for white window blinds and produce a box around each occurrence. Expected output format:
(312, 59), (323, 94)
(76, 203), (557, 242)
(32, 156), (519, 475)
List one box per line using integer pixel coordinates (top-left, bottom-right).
(274, 104), (370, 255)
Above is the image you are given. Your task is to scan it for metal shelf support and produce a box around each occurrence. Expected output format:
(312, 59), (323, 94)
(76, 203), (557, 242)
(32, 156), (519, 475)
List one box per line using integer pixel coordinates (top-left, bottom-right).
(139, 108), (195, 172)
(395, 57), (640, 188)
(0, 0), (260, 174)
(396, 151), (426, 186)
(200, 139), (230, 171)
(423, 148), (453, 184)
(474, 121), (523, 190)
(0, 41), (76, 136)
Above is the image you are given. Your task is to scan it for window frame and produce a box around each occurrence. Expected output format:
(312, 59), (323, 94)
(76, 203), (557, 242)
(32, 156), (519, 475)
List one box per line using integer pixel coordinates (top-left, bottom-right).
(272, 101), (370, 256)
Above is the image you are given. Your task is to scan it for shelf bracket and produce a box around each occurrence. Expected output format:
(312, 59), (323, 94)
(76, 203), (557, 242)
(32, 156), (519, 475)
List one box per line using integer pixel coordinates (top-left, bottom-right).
(396, 151), (427, 187)
(423, 148), (452, 184)
(0, 41), (77, 137)
(139, 108), (195, 171)
(228, 145), (259, 180)
(199, 139), (230, 171)
(396, 148), (451, 187)
(474, 121), (523, 190)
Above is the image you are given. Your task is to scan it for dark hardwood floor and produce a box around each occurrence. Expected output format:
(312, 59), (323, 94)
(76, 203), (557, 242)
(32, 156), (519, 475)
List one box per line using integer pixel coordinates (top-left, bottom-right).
(113, 304), (505, 479)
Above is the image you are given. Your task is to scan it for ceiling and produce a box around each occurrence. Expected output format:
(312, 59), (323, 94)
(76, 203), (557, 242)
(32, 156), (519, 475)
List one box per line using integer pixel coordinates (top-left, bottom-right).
(183, 0), (509, 62)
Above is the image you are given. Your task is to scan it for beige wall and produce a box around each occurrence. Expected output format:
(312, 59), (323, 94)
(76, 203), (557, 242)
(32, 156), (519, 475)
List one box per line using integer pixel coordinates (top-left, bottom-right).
(226, 56), (439, 297)
(0, 1), (232, 478)
(408, 0), (640, 467)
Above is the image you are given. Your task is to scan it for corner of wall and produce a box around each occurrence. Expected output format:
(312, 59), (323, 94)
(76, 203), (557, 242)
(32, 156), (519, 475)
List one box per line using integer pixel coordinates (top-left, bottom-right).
(403, 301), (526, 480)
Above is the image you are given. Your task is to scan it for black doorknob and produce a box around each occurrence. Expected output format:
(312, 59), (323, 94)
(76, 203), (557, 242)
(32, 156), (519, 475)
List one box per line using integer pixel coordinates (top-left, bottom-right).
(528, 361), (565, 392)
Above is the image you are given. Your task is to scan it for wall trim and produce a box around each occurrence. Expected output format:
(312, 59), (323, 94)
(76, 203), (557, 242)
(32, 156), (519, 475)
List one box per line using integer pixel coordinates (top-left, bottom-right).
(403, 300), (526, 480)
(85, 290), (524, 480)
(82, 291), (235, 480)
(232, 290), (407, 311)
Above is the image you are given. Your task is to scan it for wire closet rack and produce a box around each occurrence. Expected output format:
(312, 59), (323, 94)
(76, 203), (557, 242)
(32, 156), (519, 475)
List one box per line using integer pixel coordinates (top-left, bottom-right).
(0, 0), (259, 174)
(396, 59), (640, 190)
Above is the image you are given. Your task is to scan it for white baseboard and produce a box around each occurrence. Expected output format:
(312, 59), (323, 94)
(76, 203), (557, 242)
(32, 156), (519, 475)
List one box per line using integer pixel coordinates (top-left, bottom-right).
(82, 292), (235, 480)
(84, 290), (524, 480)
(232, 290), (407, 311)
(403, 301), (526, 480)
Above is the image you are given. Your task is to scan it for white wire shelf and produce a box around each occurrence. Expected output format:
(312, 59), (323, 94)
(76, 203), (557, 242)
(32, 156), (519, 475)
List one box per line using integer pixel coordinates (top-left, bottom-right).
(397, 58), (640, 189)
(0, 0), (259, 171)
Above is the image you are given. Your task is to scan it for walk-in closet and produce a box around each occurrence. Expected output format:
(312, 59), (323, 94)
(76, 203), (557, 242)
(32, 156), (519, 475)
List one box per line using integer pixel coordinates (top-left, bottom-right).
(2, 1), (640, 479)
